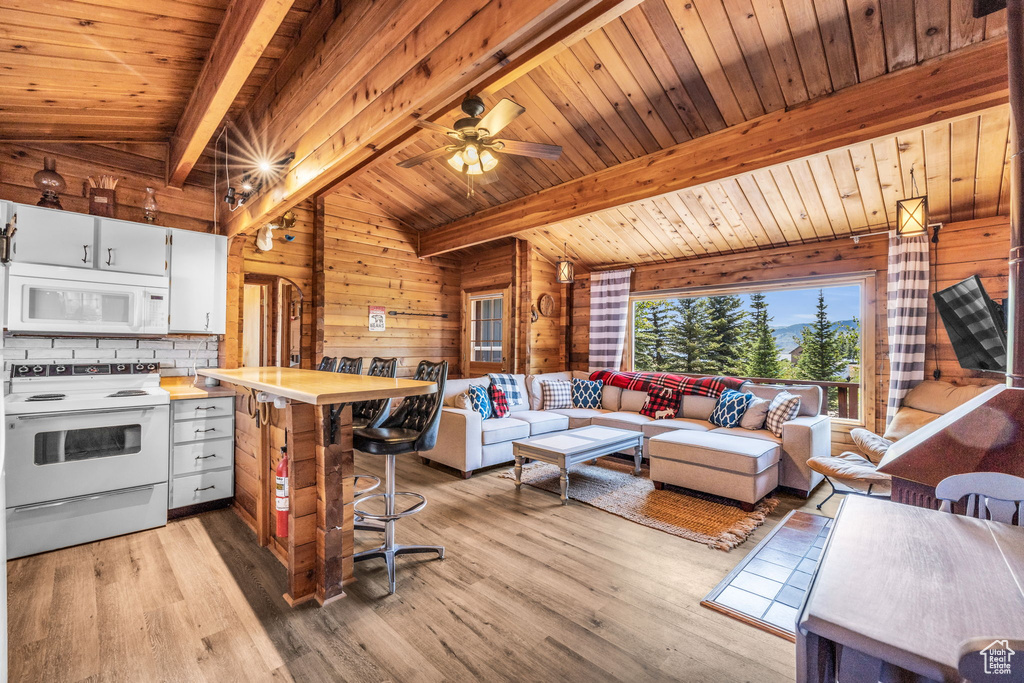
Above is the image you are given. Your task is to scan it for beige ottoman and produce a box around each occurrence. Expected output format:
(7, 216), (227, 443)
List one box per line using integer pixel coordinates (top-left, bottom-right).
(647, 430), (780, 511)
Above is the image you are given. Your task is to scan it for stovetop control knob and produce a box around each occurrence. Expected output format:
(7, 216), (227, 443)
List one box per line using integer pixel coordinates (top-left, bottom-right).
(116, 364), (126, 371)
(146, 363), (157, 372)
(55, 366), (66, 373)
(32, 366), (43, 374)
(134, 364), (145, 371)
(18, 366), (29, 374)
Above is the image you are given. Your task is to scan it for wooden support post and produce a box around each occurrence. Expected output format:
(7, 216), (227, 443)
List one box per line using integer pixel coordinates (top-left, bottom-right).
(314, 403), (355, 605)
(1007, 0), (1024, 387)
(283, 402), (318, 606)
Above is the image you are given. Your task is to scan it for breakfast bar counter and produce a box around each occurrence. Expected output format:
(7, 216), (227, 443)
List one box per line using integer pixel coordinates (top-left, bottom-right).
(197, 366), (437, 606)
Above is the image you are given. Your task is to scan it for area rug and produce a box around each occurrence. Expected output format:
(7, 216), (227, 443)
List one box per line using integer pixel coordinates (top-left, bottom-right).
(500, 457), (778, 551)
(701, 510), (832, 641)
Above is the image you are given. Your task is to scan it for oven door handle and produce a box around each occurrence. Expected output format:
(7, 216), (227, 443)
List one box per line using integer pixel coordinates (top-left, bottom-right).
(9, 484), (157, 512)
(15, 407), (157, 420)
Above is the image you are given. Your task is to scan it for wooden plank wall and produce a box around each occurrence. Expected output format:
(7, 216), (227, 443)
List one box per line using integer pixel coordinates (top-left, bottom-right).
(568, 216), (1010, 451)
(0, 142), (214, 232)
(319, 194), (462, 378)
(241, 198), (316, 368)
(521, 244), (567, 376)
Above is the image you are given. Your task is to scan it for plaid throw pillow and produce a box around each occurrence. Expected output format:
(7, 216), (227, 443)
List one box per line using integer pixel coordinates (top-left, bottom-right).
(766, 391), (801, 437)
(489, 384), (510, 418)
(709, 389), (753, 428)
(640, 385), (680, 419)
(487, 373), (523, 406)
(540, 380), (573, 410)
(572, 378), (603, 409)
(468, 384), (492, 420)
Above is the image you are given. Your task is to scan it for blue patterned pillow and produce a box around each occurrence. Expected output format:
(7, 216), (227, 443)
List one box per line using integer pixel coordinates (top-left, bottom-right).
(709, 389), (753, 428)
(572, 378), (603, 409)
(468, 384), (492, 419)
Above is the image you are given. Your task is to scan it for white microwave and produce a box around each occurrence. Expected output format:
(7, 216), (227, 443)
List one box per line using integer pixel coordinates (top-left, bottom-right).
(5, 263), (169, 335)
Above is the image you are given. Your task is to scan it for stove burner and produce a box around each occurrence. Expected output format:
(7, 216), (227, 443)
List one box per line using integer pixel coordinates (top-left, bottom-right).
(26, 393), (67, 402)
(108, 390), (149, 398)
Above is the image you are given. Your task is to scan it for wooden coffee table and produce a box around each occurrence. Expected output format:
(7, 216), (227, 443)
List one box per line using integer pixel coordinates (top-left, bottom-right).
(512, 425), (644, 505)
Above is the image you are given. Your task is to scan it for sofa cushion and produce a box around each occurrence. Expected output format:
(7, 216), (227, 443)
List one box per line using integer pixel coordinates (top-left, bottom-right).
(641, 418), (712, 439)
(481, 418), (530, 445)
(591, 411), (654, 432)
(901, 380), (996, 415)
(639, 386), (681, 419)
(739, 397), (770, 430)
(602, 385), (622, 411)
(572, 378), (603, 409)
(526, 372), (572, 410)
(709, 427), (781, 444)
(488, 373), (526, 408)
(445, 377), (489, 406)
(883, 407), (939, 441)
(648, 431), (780, 475)
(744, 384), (822, 417)
(850, 427), (892, 463)
(765, 391), (801, 437)
(468, 384), (492, 419)
(807, 452), (891, 494)
(510, 410), (569, 435)
(548, 408), (609, 429)
(709, 389), (753, 428)
(680, 394), (717, 420)
(620, 389), (648, 413)
(489, 385), (510, 418)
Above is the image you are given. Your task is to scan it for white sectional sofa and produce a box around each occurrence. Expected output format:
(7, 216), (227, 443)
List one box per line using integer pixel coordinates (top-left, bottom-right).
(429, 370), (829, 501)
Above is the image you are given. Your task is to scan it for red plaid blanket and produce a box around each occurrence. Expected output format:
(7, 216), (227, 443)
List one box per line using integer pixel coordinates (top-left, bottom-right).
(589, 371), (745, 398)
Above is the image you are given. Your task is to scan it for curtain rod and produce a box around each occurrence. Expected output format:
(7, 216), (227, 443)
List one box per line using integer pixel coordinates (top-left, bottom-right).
(851, 223), (943, 243)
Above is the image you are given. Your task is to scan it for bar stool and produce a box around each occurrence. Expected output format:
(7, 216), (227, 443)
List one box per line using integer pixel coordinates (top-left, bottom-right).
(317, 356), (337, 372)
(334, 356), (363, 375)
(352, 360), (447, 594)
(351, 357), (398, 533)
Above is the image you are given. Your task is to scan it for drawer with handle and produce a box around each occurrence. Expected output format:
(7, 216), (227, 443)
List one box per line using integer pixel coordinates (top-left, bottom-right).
(173, 415), (233, 443)
(170, 469), (233, 508)
(172, 397), (234, 421)
(172, 439), (233, 475)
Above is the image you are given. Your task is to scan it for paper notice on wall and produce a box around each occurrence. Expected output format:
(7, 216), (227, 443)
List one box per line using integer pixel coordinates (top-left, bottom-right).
(369, 305), (386, 332)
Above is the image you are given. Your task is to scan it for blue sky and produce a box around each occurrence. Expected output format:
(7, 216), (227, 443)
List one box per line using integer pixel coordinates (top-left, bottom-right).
(738, 285), (861, 327)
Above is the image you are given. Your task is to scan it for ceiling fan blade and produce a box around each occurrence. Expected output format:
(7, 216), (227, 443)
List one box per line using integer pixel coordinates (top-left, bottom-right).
(476, 99), (525, 136)
(494, 139), (562, 160)
(396, 145), (454, 168)
(415, 119), (460, 138)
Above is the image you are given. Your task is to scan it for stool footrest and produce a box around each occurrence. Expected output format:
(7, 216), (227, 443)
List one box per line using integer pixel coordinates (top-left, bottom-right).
(353, 491), (427, 522)
(353, 474), (381, 497)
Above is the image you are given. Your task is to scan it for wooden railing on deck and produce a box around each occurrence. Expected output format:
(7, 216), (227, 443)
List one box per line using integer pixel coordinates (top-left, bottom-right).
(678, 373), (861, 420)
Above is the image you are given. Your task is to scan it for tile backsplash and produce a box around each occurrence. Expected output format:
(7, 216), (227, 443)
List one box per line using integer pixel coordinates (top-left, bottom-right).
(2, 335), (219, 378)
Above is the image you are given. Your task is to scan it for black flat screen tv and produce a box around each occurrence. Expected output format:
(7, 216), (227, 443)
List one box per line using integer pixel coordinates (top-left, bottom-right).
(933, 275), (1007, 373)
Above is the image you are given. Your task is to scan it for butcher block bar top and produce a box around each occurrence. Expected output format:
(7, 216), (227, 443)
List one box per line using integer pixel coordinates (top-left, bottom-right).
(196, 366), (437, 404)
(197, 366), (440, 607)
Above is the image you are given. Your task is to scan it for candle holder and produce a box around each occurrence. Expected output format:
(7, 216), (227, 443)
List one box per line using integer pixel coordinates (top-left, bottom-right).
(33, 157), (66, 210)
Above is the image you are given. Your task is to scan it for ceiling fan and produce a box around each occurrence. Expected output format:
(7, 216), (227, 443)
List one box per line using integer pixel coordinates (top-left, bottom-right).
(397, 96), (562, 181)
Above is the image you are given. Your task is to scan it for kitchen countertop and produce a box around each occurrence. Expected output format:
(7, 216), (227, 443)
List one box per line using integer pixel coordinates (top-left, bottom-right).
(161, 376), (236, 400)
(196, 366), (436, 405)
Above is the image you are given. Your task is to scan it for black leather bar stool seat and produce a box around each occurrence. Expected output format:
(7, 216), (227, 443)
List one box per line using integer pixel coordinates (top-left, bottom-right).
(352, 359), (447, 594)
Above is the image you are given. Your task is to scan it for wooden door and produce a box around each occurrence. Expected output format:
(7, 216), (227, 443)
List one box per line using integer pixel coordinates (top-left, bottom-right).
(242, 284), (266, 367)
(463, 289), (511, 377)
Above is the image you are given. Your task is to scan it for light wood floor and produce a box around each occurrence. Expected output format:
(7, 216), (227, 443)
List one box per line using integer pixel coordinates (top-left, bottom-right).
(7, 457), (835, 682)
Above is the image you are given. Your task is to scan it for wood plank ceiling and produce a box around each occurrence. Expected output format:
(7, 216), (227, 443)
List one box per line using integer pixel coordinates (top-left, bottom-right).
(0, 0), (317, 144)
(335, 0), (1010, 267)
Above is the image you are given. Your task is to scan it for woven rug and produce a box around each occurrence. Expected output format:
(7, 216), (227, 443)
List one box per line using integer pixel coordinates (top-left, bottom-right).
(500, 457), (778, 551)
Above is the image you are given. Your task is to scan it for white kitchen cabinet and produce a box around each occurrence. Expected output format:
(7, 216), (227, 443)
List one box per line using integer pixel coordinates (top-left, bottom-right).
(169, 395), (234, 510)
(11, 204), (97, 268)
(168, 228), (227, 334)
(97, 218), (168, 276)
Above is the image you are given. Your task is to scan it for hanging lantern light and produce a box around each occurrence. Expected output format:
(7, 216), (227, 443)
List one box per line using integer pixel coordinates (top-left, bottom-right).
(896, 167), (928, 237)
(556, 242), (575, 284)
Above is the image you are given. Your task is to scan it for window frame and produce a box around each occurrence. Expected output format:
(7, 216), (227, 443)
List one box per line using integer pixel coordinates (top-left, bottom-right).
(468, 292), (505, 364)
(626, 272), (876, 428)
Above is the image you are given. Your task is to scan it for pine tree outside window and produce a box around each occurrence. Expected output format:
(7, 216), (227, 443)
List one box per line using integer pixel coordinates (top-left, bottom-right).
(627, 275), (874, 424)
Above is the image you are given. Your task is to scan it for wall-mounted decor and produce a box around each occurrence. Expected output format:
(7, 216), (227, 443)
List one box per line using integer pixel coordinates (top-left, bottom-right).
(33, 157), (66, 210)
(369, 305), (386, 331)
(538, 293), (555, 317)
(87, 175), (118, 217)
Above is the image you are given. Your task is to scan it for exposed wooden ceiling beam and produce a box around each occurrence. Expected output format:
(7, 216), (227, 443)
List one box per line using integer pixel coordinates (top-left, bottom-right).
(224, 0), (643, 239)
(166, 0), (296, 188)
(417, 38), (1011, 258)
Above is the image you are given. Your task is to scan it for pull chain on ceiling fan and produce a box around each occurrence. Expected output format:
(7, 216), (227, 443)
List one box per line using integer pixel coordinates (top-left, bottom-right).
(397, 95), (563, 197)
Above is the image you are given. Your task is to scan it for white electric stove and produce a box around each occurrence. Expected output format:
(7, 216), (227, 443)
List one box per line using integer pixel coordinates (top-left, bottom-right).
(4, 362), (171, 559)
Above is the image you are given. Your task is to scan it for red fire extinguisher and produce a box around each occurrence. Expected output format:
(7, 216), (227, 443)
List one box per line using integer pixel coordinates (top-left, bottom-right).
(276, 447), (289, 538)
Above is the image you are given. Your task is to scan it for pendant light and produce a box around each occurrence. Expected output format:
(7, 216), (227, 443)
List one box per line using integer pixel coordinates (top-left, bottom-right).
(556, 242), (575, 284)
(896, 167), (928, 237)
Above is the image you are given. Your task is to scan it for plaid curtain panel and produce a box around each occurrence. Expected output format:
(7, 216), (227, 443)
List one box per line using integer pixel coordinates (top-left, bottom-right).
(487, 373), (523, 406)
(588, 269), (632, 372)
(590, 370), (745, 398)
(639, 386), (681, 418)
(886, 233), (929, 425)
(489, 385), (510, 418)
(765, 391), (801, 437)
(540, 380), (573, 410)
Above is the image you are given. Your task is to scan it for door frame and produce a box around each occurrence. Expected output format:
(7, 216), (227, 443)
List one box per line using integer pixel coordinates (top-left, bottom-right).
(462, 286), (513, 377)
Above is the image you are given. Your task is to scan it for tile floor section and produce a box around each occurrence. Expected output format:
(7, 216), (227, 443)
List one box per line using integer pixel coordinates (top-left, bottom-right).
(704, 511), (832, 636)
